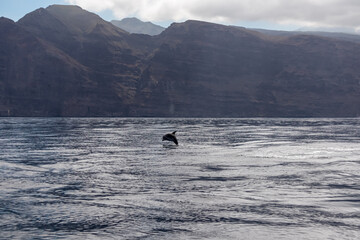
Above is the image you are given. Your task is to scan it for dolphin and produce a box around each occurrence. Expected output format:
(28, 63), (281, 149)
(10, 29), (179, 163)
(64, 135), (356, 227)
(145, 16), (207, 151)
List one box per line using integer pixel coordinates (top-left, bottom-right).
(162, 131), (178, 145)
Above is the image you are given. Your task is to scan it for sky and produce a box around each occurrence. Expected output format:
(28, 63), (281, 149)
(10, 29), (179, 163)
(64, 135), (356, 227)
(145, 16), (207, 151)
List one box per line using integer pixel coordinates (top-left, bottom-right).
(1, 0), (360, 33)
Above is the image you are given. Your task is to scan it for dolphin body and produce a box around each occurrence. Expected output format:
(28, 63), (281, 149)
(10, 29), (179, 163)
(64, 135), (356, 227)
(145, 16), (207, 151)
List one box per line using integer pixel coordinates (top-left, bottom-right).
(162, 131), (178, 145)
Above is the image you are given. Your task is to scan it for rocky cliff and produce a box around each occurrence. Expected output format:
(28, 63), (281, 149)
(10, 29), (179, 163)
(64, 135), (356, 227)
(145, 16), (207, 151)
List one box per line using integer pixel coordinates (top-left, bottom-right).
(0, 5), (359, 117)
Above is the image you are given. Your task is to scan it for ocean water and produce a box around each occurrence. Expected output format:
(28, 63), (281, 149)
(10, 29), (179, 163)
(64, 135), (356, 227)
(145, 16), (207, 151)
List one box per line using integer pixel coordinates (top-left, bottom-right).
(0, 118), (360, 240)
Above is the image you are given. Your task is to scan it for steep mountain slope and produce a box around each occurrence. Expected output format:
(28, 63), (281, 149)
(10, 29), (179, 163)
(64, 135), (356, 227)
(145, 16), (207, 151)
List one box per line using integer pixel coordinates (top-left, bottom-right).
(137, 21), (277, 116)
(138, 21), (360, 116)
(9, 5), (154, 116)
(0, 16), (90, 116)
(1, 6), (360, 117)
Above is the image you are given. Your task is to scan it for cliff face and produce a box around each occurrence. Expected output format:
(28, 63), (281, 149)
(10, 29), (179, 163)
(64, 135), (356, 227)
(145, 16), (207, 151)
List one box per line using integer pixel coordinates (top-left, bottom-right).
(138, 21), (360, 117)
(2, 5), (153, 116)
(0, 16), (90, 116)
(1, 5), (360, 117)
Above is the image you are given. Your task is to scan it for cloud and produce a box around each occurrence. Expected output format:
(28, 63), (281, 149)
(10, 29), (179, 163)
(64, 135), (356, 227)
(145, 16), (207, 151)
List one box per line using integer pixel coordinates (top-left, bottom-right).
(66, 0), (360, 31)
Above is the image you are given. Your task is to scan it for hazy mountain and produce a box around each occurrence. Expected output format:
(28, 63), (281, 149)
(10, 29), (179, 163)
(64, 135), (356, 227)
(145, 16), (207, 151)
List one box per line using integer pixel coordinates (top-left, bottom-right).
(297, 26), (358, 35)
(252, 28), (360, 44)
(1, 5), (360, 117)
(111, 17), (165, 36)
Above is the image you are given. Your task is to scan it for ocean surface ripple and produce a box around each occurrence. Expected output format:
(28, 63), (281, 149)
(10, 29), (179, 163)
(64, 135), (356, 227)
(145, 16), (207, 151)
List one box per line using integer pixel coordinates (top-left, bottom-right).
(1, 118), (360, 239)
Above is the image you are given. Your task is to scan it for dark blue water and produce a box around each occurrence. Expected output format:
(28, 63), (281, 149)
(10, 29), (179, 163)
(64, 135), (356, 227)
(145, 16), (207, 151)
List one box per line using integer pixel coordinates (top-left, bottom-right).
(1, 118), (360, 239)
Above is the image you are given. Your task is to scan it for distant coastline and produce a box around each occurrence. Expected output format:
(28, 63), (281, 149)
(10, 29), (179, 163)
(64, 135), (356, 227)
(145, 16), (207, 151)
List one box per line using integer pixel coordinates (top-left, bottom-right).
(1, 5), (359, 117)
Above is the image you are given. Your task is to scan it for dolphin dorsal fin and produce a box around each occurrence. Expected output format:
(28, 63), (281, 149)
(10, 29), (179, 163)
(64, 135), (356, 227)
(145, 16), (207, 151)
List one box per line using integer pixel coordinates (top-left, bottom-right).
(172, 131), (177, 134)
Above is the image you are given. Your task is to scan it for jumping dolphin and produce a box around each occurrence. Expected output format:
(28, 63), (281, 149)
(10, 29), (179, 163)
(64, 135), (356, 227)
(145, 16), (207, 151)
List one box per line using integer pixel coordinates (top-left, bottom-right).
(162, 131), (178, 145)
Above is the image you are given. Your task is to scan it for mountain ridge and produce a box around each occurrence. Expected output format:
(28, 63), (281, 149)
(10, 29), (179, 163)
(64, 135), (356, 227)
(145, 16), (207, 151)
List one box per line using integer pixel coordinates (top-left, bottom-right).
(0, 5), (359, 117)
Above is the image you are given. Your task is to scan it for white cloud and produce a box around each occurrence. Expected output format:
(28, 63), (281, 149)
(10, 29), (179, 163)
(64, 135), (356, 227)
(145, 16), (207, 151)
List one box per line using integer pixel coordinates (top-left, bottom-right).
(66, 0), (360, 31)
